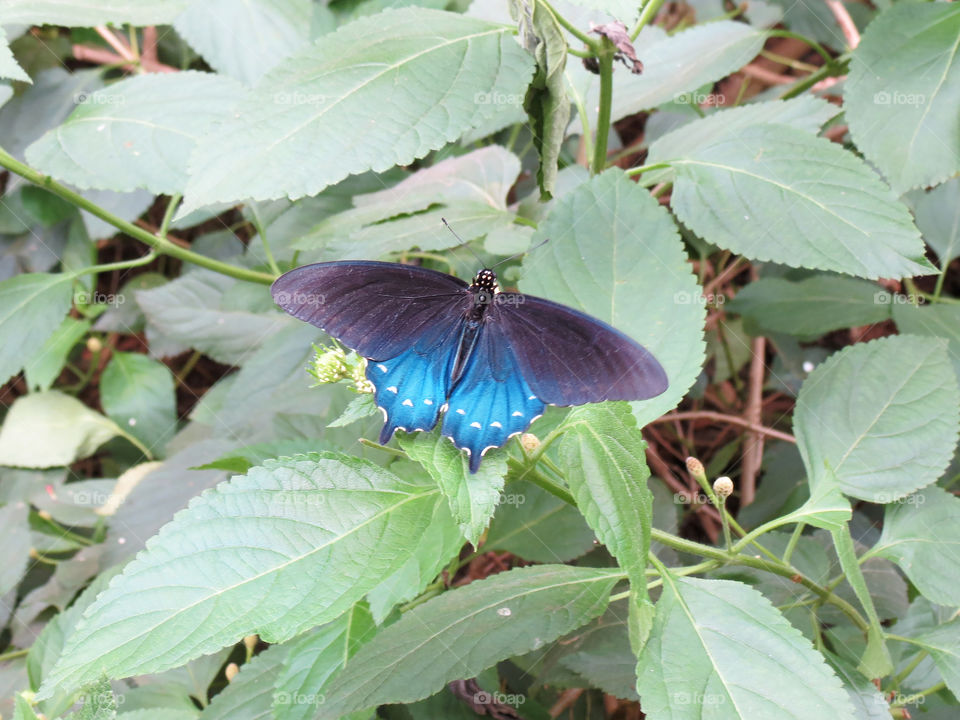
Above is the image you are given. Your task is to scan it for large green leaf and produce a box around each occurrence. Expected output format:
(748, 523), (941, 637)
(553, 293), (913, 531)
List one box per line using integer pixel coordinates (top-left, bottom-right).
(198, 644), (288, 720)
(871, 485), (960, 607)
(915, 618), (960, 702)
(400, 428), (507, 546)
(0, 27), (29, 83)
(845, 3), (960, 191)
(26, 72), (243, 194)
(273, 604), (376, 720)
(557, 403), (653, 639)
(726, 276), (892, 337)
(24, 316), (91, 392)
(174, 0), (311, 86)
(914, 178), (960, 269)
(519, 169), (705, 427)
(793, 335), (960, 502)
(0, 273), (73, 386)
(0, 0), (187, 25)
(38, 453), (442, 696)
(666, 124), (933, 279)
(892, 303), (960, 383)
(180, 9), (535, 212)
(636, 575), (855, 719)
(316, 565), (620, 718)
(100, 352), (178, 456)
(0, 391), (124, 468)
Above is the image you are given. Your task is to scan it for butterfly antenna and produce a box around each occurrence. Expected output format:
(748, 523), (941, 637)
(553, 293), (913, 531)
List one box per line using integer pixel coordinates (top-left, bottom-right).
(441, 217), (486, 269)
(489, 236), (551, 270)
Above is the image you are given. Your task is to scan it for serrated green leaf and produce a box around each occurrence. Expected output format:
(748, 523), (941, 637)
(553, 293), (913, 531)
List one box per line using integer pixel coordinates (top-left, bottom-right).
(180, 9), (535, 212)
(0, 27), (30, 83)
(0, 272), (73, 386)
(316, 565), (620, 718)
(636, 575), (856, 719)
(174, 0), (312, 86)
(0, 502), (30, 597)
(39, 453), (442, 696)
(72, 678), (117, 720)
(892, 303), (960, 384)
(273, 604), (376, 720)
(727, 276), (891, 336)
(824, 651), (890, 720)
(872, 485), (960, 607)
(0, 0), (187, 25)
(484, 479), (596, 563)
(0, 391), (123, 468)
(845, 3), (960, 191)
(915, 178), (960, 269)
(915, 618), (960, 702)
(776, 482), (850, 533)
(24, 316), (91, 391)
(101, 352), (178, 455)
(199, 644), (288, 720)
(26, 72), (244, 194)
(519, 168), (705, 427)
(793, 335), (960, 502)
(327, 393), (378, 428)
(666, 123), (933, 279)
(400, 428), (507, 546)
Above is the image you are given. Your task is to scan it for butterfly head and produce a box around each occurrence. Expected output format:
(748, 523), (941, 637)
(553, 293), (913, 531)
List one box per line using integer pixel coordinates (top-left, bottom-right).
(471, 268), (500, 305)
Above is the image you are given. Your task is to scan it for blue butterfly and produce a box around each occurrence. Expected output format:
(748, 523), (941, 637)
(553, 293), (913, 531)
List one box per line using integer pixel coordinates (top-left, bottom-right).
(272, 261), (668, 472)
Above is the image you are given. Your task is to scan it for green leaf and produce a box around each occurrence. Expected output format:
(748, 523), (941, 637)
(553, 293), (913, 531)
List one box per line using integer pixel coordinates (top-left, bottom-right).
(0, 502), (30, 597)
(100, 352), (178, 455)
(872, 485), (960, 607)
(824, 651), (890, 720)
(0, 0), (187, 25)
(316, 565), (620, 718)
(180, 8), (535, 212)
(39, 453), (442, 696)
(327, 393), (378, 428)
(26, 72), (244, 194)
(636, 575), (855, 719)
(916, 618), (960, 702)
(643, 96), (839, 186)
(892, 303), (960, 384)
(73, 678), (117, 720)
(13, 695), (41, 720)
(366, 494), (464, 623)
(173, 0), (312, 86)
(0, 391), (123, 468)
(845, 3), (960, 191)
(519, 168), (705, 427)
(484, 479), (596, 562)
(400, 428), (508, 546)
(727, 276), (892, 337)
(793, 335), (960, 502)
(557, 403), (652, 630)
(915, 178), (960, 268)
(776, 482), (850, 533)
(24, 316), (91, 391)
(666, 123), (933, 279)
(0, 272), (73, 386)
(0, 27), (30, 83)
(513, 0), (569, 198)
(830, 524), (893, 678)
(198, 644), (288, 720)
(273, 604), (376, 720)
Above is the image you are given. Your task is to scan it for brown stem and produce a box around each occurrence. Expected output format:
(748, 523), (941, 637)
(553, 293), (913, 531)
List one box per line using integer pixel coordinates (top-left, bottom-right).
(824, 0), (860, 48)
(740, 336), (767, 505)
(655, 410), (795, 444)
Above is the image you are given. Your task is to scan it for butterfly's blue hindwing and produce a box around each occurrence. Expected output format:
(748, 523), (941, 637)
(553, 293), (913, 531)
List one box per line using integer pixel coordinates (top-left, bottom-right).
(441, 321), (546, 473)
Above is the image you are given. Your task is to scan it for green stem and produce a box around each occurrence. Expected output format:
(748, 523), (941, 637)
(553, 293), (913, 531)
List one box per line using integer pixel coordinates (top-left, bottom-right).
(625, 161), (672, 178)
(630, 0), (667, 41)
(250, 204), (281, 276)
(506, 458), (576, 506)
(893, 648), (928, 686)
(0, 647), (29, 662)
(891, 682), (945, 706)
(0, 146), (276, 286)
(766, 29), (833, 65)
(539, 0), (597, 49)
(74, 251), (158, 279)
(781, 522), (805, 565)
(591, 39), (615, 174)
(780, 55), (849, 100)
(565, 69), (594, 165)
(159, 193), (181, 238)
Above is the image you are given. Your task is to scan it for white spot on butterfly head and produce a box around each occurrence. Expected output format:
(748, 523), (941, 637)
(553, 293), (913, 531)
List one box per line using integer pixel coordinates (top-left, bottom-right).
(470, 421), (482, 429)
(402, 399), (413, 407)
(424, 399), (433, 405)
(490, 421), (502, 428)
(497, 607), (511, 617)
(387, 386), (398, 393)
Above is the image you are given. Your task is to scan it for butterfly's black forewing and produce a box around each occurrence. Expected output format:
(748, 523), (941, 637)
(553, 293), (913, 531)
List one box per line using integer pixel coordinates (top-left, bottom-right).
(492, 294), (668, 406)
(271, 261), (470, 360)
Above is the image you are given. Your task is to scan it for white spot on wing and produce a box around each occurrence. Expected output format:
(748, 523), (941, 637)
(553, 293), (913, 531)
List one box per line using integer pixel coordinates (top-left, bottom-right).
(528, 395), (537, 400)
(377, 364), (388, 373)
(424, 399), (433, 405)
(456, 408), (466, 415)
(512, 411), (523, 417)
(387, 386), (398, 393)
(490, 421), (502, 428)
(402, 399), (413, 407)
(470, 422), (482, 429)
